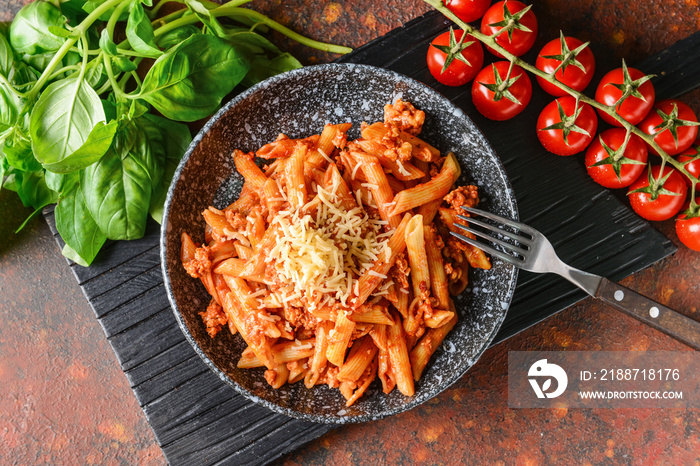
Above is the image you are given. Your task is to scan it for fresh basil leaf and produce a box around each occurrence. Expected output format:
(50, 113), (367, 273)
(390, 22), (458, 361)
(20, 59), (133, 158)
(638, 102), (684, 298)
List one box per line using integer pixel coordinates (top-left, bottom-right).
(42, 120), (117, 173)
(129, 100), (149, 120)
(3, 172), (18, 191)
(99, 29), (118, 56)
(141, 114), (191, 223)
(156, 25), (200, 50)
(4, 133), (42, 172)
(29, 76), (106, 169)
(126, 2), (162, 58)
(45, 170), (79, 194)
(111, 55), (137, 73)
(0, 152), (5, 187)
(102, 98), (117, 121)
(48, 25), (74, 38)
(0, 83), (20, 132)
(84, 59), (106, 89)
(241, 52), (302, 87)
(0, 31), (13, 76)
(9, 1), (67, 55)
(60, 0), (89, 26)
(21, 51), (57, 72)
(56, 185), (106, 266)
(185, 0), (227, 38)
(9, 61), (40, 89)
(16, 170), (58, 209)
(139, 34), (250, 122)
(81, 124), (158, 240)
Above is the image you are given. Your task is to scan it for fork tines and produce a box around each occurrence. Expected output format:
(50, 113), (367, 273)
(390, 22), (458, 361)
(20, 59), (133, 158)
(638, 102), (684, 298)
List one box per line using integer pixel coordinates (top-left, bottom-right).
(449, 206), (530, 266)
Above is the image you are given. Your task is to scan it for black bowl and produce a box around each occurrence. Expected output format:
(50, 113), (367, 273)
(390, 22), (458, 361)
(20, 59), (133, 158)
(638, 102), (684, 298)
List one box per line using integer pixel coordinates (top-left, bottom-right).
(161, 63), (518, 423)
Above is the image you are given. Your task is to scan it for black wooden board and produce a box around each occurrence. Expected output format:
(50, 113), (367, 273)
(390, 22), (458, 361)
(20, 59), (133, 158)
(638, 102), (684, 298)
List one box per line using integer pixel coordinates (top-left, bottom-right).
(42, 9), (697, 466)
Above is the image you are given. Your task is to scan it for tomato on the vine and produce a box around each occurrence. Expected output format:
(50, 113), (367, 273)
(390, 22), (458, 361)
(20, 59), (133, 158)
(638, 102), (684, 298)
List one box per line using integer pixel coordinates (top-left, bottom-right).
(536, 96), (598, 156)
(427, 28), (484, 87)
(638, 99), (700, 156)
(595, 62), (655, 126)
(585, 128), (647, 188)
(443, 0), (491, 23)
(535, 33), (595, 97)
(676, 199), (700, 251)
(471, 61), (532, 120)
(677, 145), (700, 189)
(480, 0), (538, 58)
(628, 165), (688, 221)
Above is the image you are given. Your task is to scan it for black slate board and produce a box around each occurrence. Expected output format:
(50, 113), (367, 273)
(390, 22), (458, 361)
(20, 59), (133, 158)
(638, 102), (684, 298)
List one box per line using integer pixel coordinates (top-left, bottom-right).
(43, 9), (697, 465)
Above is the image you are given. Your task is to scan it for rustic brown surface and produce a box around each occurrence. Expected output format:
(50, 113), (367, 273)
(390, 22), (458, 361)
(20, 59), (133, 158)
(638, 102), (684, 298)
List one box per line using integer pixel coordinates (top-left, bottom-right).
(1, 1), (700, 465)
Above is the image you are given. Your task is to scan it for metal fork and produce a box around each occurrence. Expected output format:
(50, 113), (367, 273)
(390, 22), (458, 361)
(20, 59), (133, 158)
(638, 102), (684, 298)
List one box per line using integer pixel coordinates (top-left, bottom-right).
(451, 206), (700, 350)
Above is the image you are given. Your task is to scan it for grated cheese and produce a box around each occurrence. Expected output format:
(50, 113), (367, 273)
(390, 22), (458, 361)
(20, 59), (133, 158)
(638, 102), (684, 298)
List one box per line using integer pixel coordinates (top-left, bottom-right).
(268, 182), (388, 307)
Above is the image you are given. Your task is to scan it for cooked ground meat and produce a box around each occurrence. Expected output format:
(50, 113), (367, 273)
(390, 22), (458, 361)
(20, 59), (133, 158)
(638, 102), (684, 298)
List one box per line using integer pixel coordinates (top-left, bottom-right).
(183, 245), (212, 278)
(390, 252), (410, 290)
(199, 299), (227, 338)
(444, 185), (479, 210)
(384, 99), (425, 136)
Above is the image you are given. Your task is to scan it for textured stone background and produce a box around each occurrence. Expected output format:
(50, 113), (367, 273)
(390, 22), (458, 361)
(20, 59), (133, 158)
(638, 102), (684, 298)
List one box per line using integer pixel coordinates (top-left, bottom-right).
(1, 1), (699, 465)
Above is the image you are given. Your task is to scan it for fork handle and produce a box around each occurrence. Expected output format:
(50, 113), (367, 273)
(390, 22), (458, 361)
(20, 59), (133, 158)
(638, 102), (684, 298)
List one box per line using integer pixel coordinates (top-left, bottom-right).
(596, 278), (700, 350)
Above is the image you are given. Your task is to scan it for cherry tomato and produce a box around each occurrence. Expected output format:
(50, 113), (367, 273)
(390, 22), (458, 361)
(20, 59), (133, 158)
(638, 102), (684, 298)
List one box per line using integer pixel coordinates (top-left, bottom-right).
(638, 99), (699, 156)
(480, 1), (538, 58)
(677, 145), (700, 189)
(443, 0), (491, 23)
(536, 35), (595, 96)
(595, 64), (655, 126)
(628, 165), (688, 221)
(427, 28), (484, 87)
(471, 61), (532, 120)
(585, 128), (648, 188)
(536, 96), (598, 156)
(676, 199), (700, 251)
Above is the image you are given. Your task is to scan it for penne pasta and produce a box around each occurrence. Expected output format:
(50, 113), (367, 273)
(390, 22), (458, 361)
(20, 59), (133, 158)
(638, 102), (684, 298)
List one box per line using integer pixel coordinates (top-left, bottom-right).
(410, 313), (458, 381)
(181, 99), (490, 405)
(389, 152), (461, 216)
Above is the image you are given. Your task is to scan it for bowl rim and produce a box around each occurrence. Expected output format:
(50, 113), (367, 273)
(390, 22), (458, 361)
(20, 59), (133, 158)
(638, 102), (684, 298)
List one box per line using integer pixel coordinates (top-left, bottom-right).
(160, 62), (519, 424)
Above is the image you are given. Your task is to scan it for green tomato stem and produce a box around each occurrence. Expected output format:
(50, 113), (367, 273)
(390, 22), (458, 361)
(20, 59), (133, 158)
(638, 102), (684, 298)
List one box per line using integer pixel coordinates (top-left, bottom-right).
(423, 0), (699, 187)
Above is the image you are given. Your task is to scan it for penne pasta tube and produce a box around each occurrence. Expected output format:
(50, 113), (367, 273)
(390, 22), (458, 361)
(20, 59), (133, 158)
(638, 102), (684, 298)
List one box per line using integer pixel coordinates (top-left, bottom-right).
(233, 149), (267, 191)
(305, 321), (333, 388)
(349, 305), (394, 325)
(285, 143), (308, 210)
(344, 358), (378, 407)
(424, 310), (456, 328)
(404, 215), (430, 298)
(181, 232), (196, 263)
(417, 198), (442, 225)
(213, 258), (246, 276)
(410, 313), (458, 381)
(351, 151), (400, 228)
(423, 225), (449, 310)
(387, 309), (415, 396)
(389, 153), (461, 216)
(237, 338), (316, 369)
(337, 335), (379, 383)
(224, 291), (275, 370)
(326, 310), (355, 367)
(266, 364), (290, 389)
